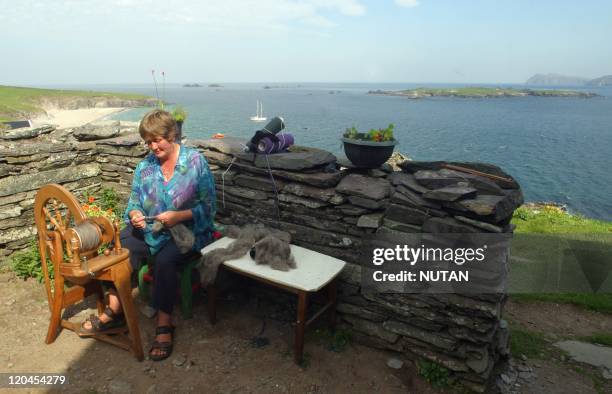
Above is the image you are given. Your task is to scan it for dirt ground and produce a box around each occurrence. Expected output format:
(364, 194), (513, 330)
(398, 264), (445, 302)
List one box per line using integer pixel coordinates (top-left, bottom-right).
(504, 299), (612, 394)
(2, 267), (611, 394)
(0, 270), (440, 394)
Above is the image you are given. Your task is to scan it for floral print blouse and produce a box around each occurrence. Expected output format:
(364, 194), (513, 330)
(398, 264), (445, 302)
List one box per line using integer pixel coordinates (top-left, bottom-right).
(124, 145), (216, 255)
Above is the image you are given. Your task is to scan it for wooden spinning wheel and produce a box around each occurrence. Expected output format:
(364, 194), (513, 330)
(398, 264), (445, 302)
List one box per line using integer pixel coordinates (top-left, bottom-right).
(34, 184), (143, 360)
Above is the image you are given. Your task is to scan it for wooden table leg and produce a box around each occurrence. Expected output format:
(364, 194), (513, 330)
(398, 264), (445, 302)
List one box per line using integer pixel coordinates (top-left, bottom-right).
(207, 283), (217, 325)
(294, 290), (308, 365)
(327, 279), (337, 331)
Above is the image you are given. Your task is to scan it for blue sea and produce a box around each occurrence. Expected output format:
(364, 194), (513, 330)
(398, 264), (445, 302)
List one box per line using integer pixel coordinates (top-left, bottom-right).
(72, 83), (612, 222)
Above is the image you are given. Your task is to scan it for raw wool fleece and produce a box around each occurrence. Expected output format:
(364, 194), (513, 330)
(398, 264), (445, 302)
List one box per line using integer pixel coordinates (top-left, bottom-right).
(152, 221), (194, 254)
(197, 224), (295, 286)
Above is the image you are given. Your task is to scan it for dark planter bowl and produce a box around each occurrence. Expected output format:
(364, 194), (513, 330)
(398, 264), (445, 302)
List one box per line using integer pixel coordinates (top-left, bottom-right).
(341, 137), (398, 168)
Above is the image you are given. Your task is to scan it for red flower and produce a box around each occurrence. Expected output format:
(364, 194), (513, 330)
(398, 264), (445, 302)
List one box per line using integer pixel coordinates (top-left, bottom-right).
(88, 196), (95, 203)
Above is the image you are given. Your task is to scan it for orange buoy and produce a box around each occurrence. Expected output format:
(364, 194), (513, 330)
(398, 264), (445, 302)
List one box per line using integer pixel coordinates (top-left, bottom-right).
(212, 133), (225, 139)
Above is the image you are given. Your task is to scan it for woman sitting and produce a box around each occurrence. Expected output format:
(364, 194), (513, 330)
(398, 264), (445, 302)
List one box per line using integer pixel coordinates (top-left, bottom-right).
(79, 109), (216, 361)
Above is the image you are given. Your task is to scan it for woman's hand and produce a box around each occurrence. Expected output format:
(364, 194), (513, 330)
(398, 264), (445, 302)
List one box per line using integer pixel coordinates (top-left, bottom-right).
(129, 210), (146, 230)
(155, 211), (182, 228)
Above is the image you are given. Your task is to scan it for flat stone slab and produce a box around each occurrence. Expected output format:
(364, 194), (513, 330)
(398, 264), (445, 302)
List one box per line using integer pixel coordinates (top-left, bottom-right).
(336, 174), (391, 200)
(0, 125), (55, 140)
(96, 132), (143, 147)
(73, 120), (120, 141)
(400, 161), (520, 190)
(195, 137), (338, 171)
(423, 185), (478, 202)
(387, 172), (429, 194)
(554, 341), (612, 373)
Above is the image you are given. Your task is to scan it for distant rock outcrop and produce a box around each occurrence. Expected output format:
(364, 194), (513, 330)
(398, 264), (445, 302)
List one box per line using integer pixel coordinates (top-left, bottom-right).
(525, 73), (589, 86)
(585, 75), (612, 86)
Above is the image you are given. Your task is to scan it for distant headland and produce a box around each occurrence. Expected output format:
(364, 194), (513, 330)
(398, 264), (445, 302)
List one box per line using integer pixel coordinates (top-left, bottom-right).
(526, 73), (612, 86)
(368, 87), (599, 99)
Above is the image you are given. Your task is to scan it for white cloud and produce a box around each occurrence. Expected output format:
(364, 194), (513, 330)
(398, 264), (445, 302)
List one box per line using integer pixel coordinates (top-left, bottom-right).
(395, 0), (420, 8)
(0, 0), (365, 34)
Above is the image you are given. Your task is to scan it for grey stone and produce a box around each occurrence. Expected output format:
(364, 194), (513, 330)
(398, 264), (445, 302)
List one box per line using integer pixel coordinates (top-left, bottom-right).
(278, 193), (328, 209)
(384, 320), (456, 351)
(343, 315), (399, 343)
(334, 204), (370, 216)
(348, 195), (383, 209)
(386, 358), (404, 369)
(282, 183), (341, 203)
(193, 137), (247, 155)
(406, 347), (469, 372)
(223, 186), (268, 200)
(234, 174), (281, 191)
(172, 355), (187, 367)
(554, 341), (612, 372)
(336, 174), (391, 200)
(0, 205), (22, 220)
(422, 217), (480, 233)
(455, 190), (523, 223)
(393, 185), (442, 209)
(423, 185), (478, 202)
(337, 302), (386, 322)
(380, 219), (421, 233)
(0, 163), (100, 197)
(385, 204), (429, 225)
(399, 161), (520, 190)
(235, 146), (337, 171)
(73, 120), (120, 141)
(231, 161), (344, 188)
(357, 213), (384, 228)
(95, 132), (143, 147)
(455, 216), (504, 233)
(466, 349), (490, 373)
(414, 170), (462, 189)
(368, 169), (387, 178)
(0, 125), (55, 140)
(204, 150), (235, 167)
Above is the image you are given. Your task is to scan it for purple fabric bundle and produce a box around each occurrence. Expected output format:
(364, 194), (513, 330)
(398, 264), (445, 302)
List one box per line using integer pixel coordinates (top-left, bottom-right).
(257, 133), (294, 154)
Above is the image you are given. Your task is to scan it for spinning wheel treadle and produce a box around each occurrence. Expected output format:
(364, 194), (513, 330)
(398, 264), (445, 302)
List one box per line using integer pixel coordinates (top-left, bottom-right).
(34, 183), (143, 360)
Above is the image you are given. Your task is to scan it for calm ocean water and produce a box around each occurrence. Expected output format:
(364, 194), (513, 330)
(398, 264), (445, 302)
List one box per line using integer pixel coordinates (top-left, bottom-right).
(74, 83), (612, 221)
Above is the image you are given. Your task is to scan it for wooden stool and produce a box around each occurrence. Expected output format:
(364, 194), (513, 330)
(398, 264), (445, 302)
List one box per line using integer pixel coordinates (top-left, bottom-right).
(34, 184), (143, 361)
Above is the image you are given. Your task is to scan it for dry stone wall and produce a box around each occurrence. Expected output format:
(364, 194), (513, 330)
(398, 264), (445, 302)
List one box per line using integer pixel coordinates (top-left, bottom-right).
(0, 128), (523, 392)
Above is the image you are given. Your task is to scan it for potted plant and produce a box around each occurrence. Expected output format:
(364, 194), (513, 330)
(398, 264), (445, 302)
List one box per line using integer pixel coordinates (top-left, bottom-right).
(341, 124), (398, 168)
(172, 106), (188, 141)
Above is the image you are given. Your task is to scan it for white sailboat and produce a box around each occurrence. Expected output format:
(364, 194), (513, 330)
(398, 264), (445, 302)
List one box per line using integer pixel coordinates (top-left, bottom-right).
(250, 100), (267, 122)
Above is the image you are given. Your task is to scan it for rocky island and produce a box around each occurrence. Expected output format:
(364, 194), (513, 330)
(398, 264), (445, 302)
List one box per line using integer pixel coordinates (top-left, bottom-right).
(368, 87), (599, 99)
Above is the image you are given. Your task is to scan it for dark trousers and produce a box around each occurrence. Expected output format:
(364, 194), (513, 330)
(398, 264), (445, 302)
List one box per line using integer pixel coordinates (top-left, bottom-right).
(120, 225), (189, 315)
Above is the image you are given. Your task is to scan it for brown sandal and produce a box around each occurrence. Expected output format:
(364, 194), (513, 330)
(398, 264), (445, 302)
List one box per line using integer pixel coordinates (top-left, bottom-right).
(78, 306), (127, 337)
(149, 325), (175, 361)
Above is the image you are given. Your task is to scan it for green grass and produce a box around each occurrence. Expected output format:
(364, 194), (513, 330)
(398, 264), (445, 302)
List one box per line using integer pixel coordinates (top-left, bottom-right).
(512, 205), (612, 234)
(580, 333), (612, 347)
(0, 85), (152, 120)
(509, 326), (550, 358)
(510, 205), (612, 314)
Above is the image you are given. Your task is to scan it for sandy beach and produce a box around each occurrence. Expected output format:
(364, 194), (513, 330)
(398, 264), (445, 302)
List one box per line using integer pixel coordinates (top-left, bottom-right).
(31, 107), (127, 129)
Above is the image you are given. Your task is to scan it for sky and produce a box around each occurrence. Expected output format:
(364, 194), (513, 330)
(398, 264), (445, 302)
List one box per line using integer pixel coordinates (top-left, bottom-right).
(1, 0), (611, 85)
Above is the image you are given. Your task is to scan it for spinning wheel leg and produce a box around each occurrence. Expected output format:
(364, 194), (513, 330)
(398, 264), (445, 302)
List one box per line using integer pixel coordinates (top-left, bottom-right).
(113, 262), (144, 361)
(46, 278), (64, 344)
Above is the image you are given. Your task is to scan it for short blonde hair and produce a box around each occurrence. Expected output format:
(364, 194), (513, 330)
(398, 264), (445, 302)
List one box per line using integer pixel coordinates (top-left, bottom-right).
(139, 109), (178, 142)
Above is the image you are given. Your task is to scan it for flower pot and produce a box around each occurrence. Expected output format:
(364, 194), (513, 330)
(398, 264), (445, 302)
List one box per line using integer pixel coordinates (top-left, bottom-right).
(341, 137), (398, 168)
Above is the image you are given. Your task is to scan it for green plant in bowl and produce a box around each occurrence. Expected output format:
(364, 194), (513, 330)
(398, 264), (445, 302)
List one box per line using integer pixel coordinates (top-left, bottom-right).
(172, 106), (187, 123)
